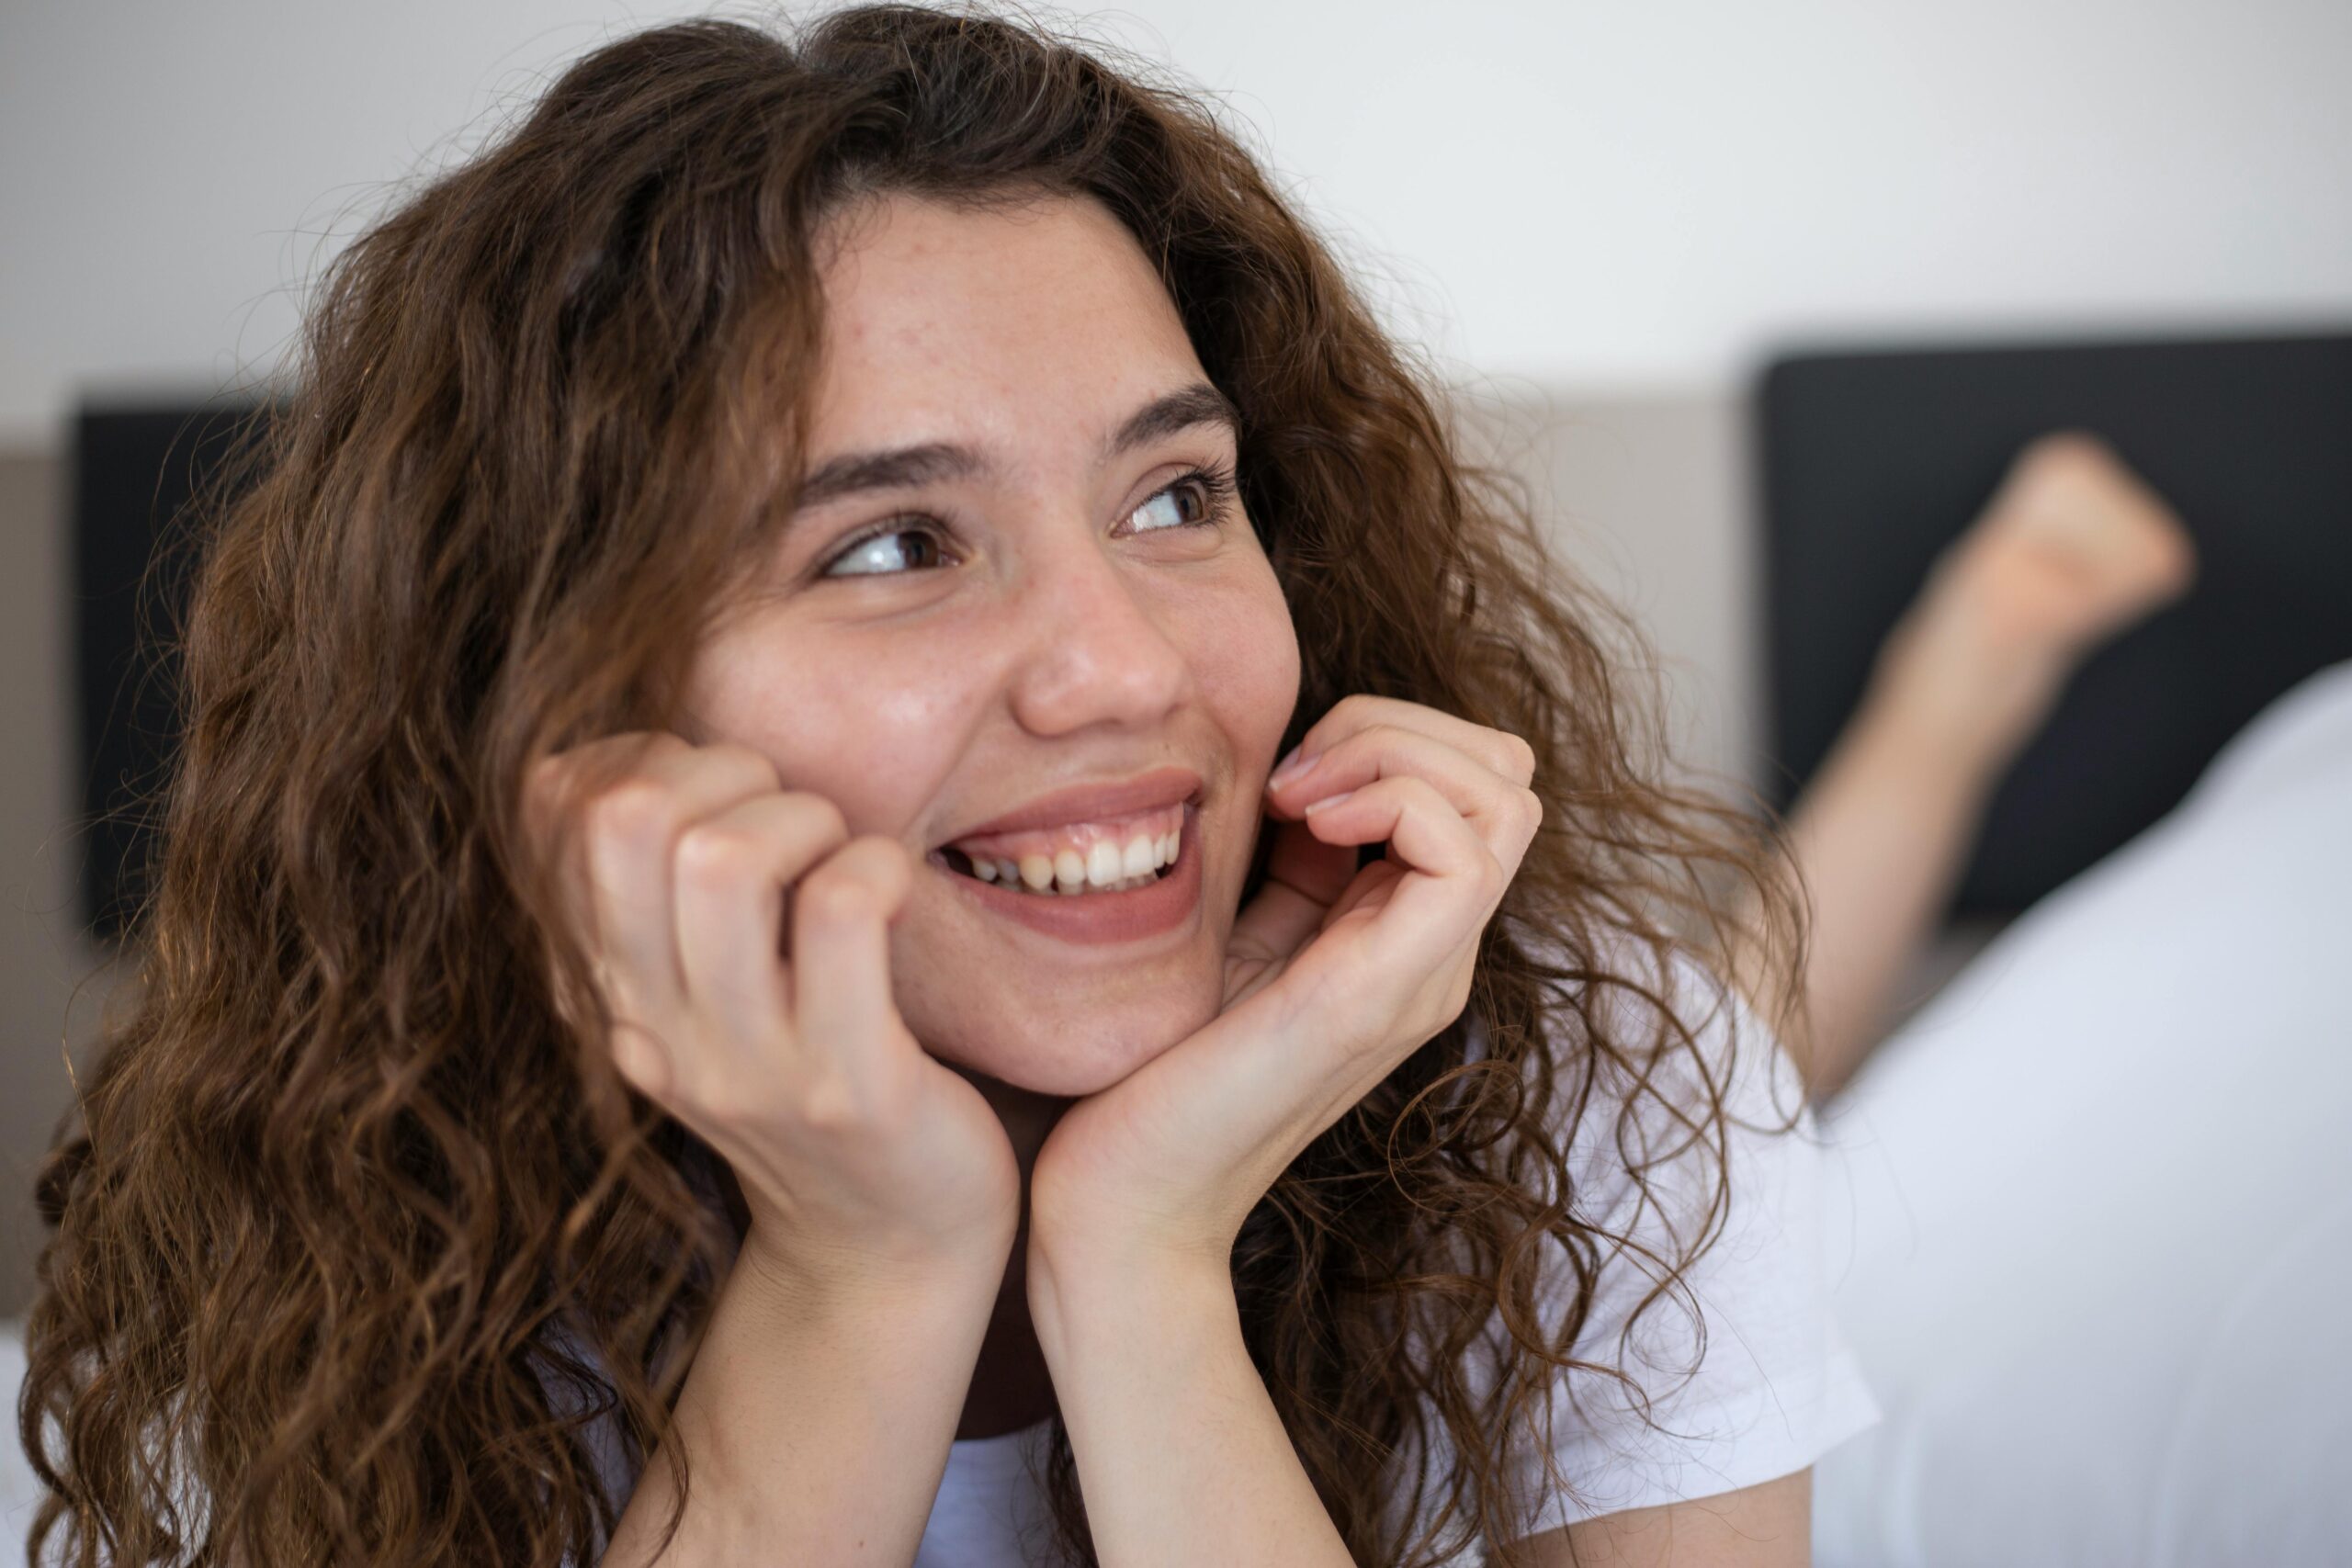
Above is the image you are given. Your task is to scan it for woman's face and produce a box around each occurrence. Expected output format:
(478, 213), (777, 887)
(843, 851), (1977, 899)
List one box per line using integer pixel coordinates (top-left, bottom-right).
(683, 189), (1302, 1097)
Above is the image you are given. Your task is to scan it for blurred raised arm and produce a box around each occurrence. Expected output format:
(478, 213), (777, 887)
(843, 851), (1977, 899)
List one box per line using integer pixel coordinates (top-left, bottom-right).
(1734, 433), (2196, 1100)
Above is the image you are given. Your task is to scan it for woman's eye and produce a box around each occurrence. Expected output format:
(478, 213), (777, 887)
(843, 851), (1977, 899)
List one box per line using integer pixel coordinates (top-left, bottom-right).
(1127, 473), (1220, 534)
(816, 466), (1235, 580)
(820, 525), (950, 579)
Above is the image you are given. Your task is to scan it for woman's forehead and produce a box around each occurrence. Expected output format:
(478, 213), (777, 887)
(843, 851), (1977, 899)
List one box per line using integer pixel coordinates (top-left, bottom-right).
(808, 190), (1203, 430)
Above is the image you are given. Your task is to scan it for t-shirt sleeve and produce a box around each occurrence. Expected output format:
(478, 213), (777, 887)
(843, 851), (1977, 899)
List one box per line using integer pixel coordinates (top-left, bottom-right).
(1494, 943), (1882, 1540)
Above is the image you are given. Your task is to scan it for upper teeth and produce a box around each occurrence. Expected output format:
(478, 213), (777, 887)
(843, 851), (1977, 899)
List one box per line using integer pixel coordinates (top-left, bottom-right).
(948, 804), (1184, 895)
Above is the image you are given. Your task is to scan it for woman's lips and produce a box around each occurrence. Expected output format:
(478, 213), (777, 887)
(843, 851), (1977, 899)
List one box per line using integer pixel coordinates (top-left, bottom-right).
(931, 800), (1203, 947)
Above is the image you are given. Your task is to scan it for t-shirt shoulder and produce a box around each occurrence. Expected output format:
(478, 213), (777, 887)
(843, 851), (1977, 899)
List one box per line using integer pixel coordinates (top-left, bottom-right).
(1436, 929), (1882, 1544)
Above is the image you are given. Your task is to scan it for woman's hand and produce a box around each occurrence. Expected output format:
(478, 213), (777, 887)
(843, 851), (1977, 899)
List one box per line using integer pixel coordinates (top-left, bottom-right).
(1873, 430), (2199, 772)
(1024, 695), (1542, 1279)
(520, 732), (1021, 1301)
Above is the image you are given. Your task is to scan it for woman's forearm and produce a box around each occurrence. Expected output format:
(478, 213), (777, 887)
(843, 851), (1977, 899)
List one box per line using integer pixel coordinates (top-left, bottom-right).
(602, 1236), (1008, 1567)
(1027, 1247), (1354, 1568)
(1738, 435), (2196, 1100)
(1731, 548), (2069, 1104)
(1772, 681), (2007, 1101)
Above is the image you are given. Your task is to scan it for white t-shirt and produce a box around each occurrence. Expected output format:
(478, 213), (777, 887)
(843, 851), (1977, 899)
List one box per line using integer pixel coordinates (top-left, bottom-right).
(563, 937), (1879, 1565)
(1401, 939), (1881, 1552)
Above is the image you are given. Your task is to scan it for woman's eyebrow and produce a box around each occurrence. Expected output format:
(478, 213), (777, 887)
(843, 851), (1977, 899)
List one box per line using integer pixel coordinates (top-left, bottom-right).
(786, 380), (1240, 517)
(1101, 380), (1240, 464)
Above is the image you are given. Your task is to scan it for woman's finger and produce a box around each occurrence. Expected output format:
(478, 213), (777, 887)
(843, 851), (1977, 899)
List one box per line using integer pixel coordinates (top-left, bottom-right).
(1295, 772), (1502, 985)
(568, 738), (781, 1019)
(672, 789), (851, 1074)
(789, 834), (919, 1102)
(1226, 816), (1360, 966)
(1283, 694), (1536, 789)
(1219, 773), (1494, 1129)
(1269, 720), (1543, 869)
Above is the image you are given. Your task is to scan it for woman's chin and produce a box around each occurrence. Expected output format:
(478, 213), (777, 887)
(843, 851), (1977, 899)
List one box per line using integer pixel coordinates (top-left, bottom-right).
(922, 1012), (1201, 1100)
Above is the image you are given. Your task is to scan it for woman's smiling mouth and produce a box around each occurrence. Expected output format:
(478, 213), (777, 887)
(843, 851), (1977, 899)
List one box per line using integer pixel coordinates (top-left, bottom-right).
(928, 799), (1204, 945)
(938, 801), (1184, 894)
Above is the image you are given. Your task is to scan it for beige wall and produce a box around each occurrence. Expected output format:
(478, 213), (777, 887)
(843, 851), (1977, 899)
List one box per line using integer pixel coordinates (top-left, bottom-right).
(1460, 389), (1761, 791)
(0, 390), (1774, 1318)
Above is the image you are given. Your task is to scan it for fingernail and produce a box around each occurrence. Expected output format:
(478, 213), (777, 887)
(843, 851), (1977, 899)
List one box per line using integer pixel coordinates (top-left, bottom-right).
(1303, 788), (1354, 813)
(1268, 743), (1311, 788)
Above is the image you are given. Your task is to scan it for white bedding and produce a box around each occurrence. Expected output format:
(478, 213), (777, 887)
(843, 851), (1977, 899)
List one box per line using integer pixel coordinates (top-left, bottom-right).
(1813, 657), (2352, 1566)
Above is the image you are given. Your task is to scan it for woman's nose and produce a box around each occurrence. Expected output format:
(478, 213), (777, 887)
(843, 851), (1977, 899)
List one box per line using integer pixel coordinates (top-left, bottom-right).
(1004, 542), (1190, 738)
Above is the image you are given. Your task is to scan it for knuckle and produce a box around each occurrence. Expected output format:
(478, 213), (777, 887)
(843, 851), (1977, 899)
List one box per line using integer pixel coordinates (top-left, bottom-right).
(703, 740), (783, 792)
(790, 791), (852, 845)
(633, 729), (695, 767)
(686, 1061), (758, 1124)
(797, 1072), (867, 1135)
(853, 832), (912, 880)
(674, 819), (766, 883)
(1505, 732), (1538, 781)
(797, 863), (878, 926)
(1318, 697), (1372, 740)
(587, 775), (677, 847)
(608, 1023), (676, 1101)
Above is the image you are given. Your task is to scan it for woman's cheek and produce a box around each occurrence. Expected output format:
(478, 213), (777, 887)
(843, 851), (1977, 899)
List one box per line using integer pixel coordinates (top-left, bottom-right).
(1181, 561), (1302, 761)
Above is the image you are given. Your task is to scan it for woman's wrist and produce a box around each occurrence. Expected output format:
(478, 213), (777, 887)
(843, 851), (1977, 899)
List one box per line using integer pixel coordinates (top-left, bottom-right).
(1019, 1238), (1353, 1567)
(1023, 1220), (1235, 1371)
(731, 1212), (1016, 1325)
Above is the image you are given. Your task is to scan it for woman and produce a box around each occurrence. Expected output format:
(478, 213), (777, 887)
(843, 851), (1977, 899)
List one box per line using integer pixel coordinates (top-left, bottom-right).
(19, 7), (1873, 1565)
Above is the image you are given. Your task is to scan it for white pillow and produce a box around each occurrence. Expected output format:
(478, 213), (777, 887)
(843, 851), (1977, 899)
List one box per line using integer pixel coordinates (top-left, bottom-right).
(1812, 659), (2352, 1567)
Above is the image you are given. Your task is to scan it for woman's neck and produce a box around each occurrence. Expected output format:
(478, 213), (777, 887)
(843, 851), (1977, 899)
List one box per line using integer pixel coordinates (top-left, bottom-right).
(950, 1066), (1069, 1439)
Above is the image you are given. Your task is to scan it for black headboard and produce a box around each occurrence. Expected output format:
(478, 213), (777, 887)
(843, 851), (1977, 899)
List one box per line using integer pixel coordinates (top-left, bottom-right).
(72, 399), (273, 942)
(1755, 328), (2352, 917)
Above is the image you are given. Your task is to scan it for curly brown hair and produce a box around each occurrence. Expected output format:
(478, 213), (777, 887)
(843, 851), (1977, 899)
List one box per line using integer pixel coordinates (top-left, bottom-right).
(19, 5), (1812, 1564)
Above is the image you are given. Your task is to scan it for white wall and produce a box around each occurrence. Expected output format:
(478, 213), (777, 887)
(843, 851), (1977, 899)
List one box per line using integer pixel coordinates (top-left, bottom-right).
(4, 0), (2348, 445)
